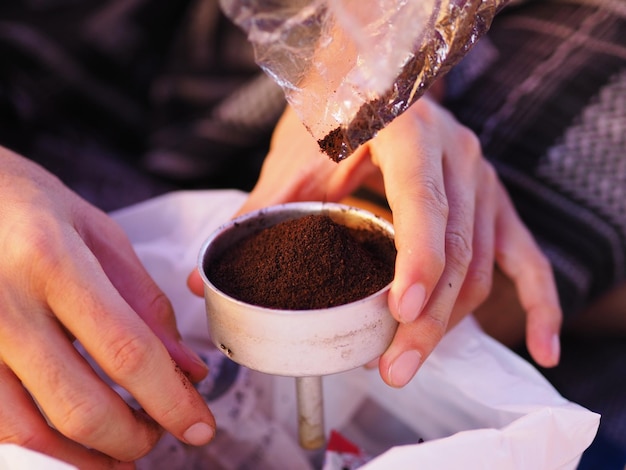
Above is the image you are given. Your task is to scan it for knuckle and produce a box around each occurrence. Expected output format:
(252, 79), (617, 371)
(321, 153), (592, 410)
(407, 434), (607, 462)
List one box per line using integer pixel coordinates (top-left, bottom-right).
(1, 218), (71, 296)
(114, 427), (156, 462)
(55, 396), (155, 462)
(55, 396), (109, 444)
(158, 396), (194, 424)
(4, 220), (58, 269)
(418, 175), (450, 220)
(427, 310), (448, 332)
(456, 125), (482, 156)
(144, 290), (175, 325)
(445, 229), (473, 271)
(421, 309), (448, 344)
(105, 330), (155, 380)
(410, 97), (439, 123)
(0, 423), (45, 450)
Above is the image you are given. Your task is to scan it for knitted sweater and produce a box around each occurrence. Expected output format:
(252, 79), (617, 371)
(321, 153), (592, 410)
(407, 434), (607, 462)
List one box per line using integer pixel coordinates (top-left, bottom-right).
(445, 0), (626, 320)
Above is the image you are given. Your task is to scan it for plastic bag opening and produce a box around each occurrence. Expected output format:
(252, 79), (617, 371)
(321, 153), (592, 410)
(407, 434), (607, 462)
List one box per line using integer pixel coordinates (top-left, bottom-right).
(220, 0), (509, 161)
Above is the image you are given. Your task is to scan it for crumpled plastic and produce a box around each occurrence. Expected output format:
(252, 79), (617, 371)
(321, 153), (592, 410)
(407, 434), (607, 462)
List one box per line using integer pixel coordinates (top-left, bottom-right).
(219, 0), (508, 161)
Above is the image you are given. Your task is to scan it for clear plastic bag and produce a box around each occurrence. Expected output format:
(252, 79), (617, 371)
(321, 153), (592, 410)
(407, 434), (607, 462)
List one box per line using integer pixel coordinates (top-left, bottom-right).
(220, 0), (508, 161)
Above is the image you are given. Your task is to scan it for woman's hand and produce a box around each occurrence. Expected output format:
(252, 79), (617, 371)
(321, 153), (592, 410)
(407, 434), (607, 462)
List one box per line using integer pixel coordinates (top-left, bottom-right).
(0, 148), (216, 468)
(189, 99), (562, 388)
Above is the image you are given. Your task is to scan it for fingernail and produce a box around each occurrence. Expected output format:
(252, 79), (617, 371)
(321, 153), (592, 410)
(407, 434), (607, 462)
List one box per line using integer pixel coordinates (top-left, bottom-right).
(179, 341), (208, 371)
(398, 283), (426, 323)
(183, 422), (214, 446)
(387, 350), (422, 387)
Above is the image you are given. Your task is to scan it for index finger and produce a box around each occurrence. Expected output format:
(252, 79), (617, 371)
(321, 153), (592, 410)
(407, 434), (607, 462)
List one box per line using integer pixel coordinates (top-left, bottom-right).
(369, 101), (448, 324)
(45, 230), (216, 450)
(82, 210), (209, 382)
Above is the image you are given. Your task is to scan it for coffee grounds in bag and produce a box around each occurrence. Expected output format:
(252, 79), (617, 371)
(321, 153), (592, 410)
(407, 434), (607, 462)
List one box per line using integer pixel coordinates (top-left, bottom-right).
(207, 214), (396, 310)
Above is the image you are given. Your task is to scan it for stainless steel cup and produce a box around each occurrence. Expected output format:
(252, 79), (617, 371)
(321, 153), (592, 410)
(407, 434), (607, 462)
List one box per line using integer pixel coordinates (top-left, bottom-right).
(198, 201), (398, 449)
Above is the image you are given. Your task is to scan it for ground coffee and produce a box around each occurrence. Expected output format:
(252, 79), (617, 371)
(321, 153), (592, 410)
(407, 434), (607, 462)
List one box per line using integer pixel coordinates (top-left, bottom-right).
(207, 214), (396, 310)
(317, 51), (430, 162)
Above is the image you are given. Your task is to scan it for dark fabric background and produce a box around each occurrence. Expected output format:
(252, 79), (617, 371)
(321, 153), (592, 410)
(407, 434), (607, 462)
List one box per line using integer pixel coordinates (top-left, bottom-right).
(0, 0), (286, 211)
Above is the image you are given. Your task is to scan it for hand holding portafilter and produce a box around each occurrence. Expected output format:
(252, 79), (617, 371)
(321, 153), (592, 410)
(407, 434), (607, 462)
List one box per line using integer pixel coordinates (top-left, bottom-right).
(220, 0), (509, 161)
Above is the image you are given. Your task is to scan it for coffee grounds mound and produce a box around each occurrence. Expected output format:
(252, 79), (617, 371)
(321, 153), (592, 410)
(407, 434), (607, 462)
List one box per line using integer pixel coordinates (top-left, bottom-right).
(207, 214), (396, 310)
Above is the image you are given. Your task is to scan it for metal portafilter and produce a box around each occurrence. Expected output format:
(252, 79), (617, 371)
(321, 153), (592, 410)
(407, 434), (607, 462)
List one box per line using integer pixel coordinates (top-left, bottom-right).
(197, 202), (398, 450)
